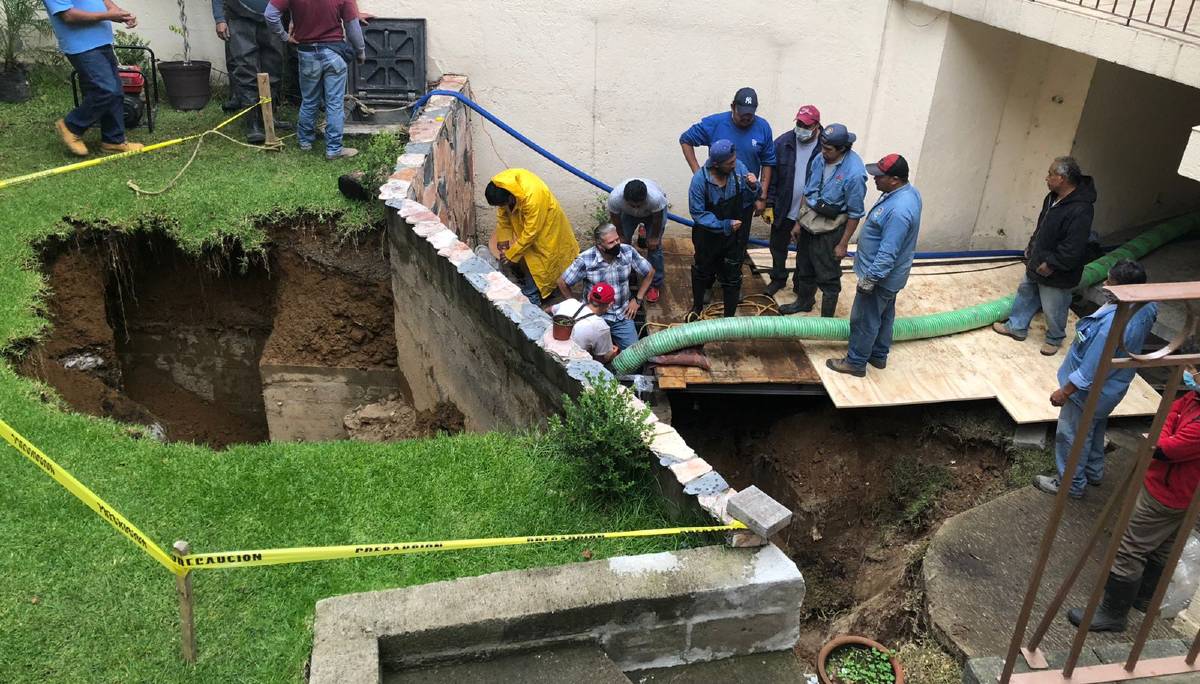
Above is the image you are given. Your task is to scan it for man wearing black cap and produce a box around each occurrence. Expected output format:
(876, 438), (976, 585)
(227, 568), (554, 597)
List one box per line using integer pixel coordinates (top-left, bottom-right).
(679, 87), (776, 221)
(827, 154), (922, 377)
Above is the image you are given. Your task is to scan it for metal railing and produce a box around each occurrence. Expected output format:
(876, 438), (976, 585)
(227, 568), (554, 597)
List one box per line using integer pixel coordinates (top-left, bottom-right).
(1001, 281), (1200, 682)
(1036, 0), (1200, 37)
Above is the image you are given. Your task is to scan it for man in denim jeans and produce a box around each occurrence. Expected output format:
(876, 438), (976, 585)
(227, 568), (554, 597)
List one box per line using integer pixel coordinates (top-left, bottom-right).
(265, 0), (364, 160)
(44, 0), (143, 157)
(994, 156), (1097, 356)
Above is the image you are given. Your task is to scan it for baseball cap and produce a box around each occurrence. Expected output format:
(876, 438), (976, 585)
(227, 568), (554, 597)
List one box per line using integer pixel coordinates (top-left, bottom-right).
(795, 105), (821, 126)
(588, 282), (616, 305)
(819, 123), (856, 148)
(732, 87), (758, 114)
(866, 153), (910, 179)
(707, 139), (736, 166)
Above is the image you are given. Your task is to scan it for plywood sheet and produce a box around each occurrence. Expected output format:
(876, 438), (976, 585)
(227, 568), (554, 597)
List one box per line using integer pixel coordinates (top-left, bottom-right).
(745, 247), (1162, 423)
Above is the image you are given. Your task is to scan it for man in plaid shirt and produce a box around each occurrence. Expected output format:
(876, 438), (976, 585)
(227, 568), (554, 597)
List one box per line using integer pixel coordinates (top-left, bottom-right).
(557, 223), (654, 350)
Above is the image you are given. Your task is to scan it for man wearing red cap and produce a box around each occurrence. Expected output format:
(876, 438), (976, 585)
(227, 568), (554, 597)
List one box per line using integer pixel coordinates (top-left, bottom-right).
(826, 154), (922, 377)
(764, 105), (823, 296)
(549, 284), (618, 363)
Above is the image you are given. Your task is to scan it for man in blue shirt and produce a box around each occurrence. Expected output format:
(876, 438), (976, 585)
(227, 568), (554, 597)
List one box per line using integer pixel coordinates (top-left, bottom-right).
(780, 123), (867, 317)
(1034, 259), (1159, 499)
(45, 0), (142, 157)
(687, 140), (760, 319)
(680, 87), (776, 222)
(212, 0), (285, 143)
(827, 154), (921, 377)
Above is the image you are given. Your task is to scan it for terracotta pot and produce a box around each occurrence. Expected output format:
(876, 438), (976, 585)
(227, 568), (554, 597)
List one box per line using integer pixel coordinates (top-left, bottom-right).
(817, 634), (905, 684)
(551, 314), (575, 341)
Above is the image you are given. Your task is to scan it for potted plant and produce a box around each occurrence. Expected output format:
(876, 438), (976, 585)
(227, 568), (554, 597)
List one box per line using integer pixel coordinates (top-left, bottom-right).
(818, 635), (905, 684)
(158, 0), (210, 110)
(0, 0), (47, 103)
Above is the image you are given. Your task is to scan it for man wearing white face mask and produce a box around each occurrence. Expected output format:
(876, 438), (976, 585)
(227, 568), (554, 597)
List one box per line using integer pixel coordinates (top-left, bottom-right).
(764, 105), (823, 297)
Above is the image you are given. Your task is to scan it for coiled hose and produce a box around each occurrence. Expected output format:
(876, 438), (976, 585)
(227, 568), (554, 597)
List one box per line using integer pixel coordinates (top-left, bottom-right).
(610, 213), (1200, 375)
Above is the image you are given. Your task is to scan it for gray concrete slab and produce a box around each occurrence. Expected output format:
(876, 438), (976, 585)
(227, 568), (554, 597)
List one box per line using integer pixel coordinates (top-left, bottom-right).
(632, 651), (813, 683)
(728, 486), (793, 538)
(925, 445), (1181, 661)
(386, 644), (632, 683)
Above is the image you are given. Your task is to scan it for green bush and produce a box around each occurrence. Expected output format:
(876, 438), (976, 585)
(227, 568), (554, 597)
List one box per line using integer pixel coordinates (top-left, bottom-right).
(830, 644), (897, 684)
(113, 30), (152, 72)
(546, 376), (655, 502)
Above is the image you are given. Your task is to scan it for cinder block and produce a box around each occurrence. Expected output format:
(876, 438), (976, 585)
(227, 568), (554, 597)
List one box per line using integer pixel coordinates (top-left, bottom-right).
(603, 621), (689, 668)
(688, 611), (800, 656)
(1013, 423), (1049, 449)
(727, 486), (792, 538)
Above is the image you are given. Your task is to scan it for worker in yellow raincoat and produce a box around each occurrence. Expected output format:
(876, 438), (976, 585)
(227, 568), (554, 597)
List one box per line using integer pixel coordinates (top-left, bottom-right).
(485, 168), (580, 305)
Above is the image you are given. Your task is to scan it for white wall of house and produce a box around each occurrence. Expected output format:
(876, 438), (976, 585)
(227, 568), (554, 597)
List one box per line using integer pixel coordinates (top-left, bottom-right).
(120, 0), (1199, 252)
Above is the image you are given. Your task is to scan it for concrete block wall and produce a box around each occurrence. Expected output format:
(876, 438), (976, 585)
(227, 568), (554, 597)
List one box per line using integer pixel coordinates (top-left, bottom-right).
(309, 544), (805, 683)
(378, 75), (777, 541)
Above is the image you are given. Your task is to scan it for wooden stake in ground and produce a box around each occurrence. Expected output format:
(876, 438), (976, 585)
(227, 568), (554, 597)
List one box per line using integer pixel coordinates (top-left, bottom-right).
(256, 73), (279, 150)
(173, 540), (197, 663)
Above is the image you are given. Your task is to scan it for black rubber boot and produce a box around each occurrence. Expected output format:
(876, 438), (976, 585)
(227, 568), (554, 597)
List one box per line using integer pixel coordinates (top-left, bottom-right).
(245, 107), (266, 145)
(1067, 573), (1139, 632)
(820, 293), (839, 318)
(1133, 561), (1166, 612)
(764, 279), (786, 297)
(691, 268), (714, 318)
(722, 281), (741, 318)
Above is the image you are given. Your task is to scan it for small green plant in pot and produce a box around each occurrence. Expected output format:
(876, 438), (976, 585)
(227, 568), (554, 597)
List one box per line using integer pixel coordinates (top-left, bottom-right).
(0, 0), (48, 102)
(818, 635), (904, 684)
(158, 0), (211, 110)
(545, 375), (654, 503)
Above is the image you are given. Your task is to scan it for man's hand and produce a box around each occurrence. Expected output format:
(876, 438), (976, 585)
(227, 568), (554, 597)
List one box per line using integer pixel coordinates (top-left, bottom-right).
(856, 278), (877, 295)
(834, 242), (849, 259)
(746, 172), (758, 185)
(791, 224), (801, 241)
(359, 12), (376, 25)
(729, 219), (743, 233)
(215, 21), (230, 40)
(287, 33), (299, 44)
(1036, 262), (1054, 277)
(624, 299), (641, 319)
(1050, 388), (1069, 407)
(762, 206), (774, 225)
(357, 53), (366, 65)
(753, 198), (766, 217)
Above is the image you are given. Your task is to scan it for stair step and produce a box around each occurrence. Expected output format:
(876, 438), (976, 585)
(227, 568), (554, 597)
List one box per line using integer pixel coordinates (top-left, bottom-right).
(386, 644), (632, 684)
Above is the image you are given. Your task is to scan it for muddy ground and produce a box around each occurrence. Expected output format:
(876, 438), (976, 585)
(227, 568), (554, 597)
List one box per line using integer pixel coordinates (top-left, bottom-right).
(671, 393), (1018, 666)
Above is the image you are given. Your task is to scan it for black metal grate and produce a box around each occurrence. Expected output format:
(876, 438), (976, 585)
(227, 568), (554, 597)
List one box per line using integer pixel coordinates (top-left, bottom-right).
(1034, 0), (1200, 37)
(352, 18), (426, 97)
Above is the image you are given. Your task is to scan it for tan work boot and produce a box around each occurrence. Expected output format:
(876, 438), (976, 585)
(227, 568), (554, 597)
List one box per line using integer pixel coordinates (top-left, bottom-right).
(55, 119), (89, 157)
(100, 141), (145, 154)
(1040, 343), (1060, 356)
(327, 147), (359, 160)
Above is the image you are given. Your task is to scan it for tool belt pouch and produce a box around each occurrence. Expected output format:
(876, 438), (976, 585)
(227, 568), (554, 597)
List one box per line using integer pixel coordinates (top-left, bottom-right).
(799, 205), (848, 235)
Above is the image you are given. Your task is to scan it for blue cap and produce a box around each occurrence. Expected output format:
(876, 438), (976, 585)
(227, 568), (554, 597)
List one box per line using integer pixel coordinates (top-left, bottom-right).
(707, 139), (736, 166)
(820, 123), (856, 148)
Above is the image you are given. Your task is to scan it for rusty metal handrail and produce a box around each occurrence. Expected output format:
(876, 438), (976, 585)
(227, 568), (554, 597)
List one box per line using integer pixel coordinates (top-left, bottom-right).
(1001, 281), (1200, 683)
(1034, 0), (1200, 37)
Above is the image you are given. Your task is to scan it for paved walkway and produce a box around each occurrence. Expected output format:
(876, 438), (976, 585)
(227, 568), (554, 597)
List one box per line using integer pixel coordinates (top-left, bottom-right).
(924, 429), (1182, 660)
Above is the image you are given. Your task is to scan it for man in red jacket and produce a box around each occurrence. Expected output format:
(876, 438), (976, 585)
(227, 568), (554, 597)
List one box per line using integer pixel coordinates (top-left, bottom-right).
(1068, 350), (1200, 632)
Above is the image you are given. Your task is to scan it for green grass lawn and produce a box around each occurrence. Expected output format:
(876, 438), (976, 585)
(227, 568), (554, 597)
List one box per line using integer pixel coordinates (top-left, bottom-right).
(0, 69), (700, 682)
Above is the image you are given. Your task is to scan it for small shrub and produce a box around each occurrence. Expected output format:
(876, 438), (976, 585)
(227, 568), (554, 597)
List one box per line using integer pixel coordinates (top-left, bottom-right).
(113, 30), (151, 72)
(361, 131), (408, 188)
(887, 453), (951, 531)
(590, 192), (610, 228)
(829, 644), (896, 684)
(545, 376), (654, 502)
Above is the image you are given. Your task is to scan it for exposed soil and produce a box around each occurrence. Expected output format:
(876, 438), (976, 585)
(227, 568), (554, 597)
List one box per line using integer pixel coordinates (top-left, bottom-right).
(13, 223), (405, 449)
(670, 394), (1015, 665)
(343, 396), (465, 442)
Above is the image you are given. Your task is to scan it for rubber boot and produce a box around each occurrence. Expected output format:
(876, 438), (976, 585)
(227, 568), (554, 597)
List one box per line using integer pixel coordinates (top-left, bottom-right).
(245, 107), (266, 145)
(690, 268), (713, 319)
(722, 281), (741, 318)
(820, 293), (839, 318)
(1133, 561), (1166, 612)
(1067, 573), (1139, 632)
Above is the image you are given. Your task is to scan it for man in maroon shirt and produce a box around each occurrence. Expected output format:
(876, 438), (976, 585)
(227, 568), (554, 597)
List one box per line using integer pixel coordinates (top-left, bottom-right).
(264, 0), (365, 160)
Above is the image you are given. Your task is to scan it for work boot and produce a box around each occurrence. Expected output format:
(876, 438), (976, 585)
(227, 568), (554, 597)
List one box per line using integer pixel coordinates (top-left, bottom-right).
(1040, 342), (1060, 356)
(765, 279), (786, 297)
(779, 299), (814, 315)
(868, 357), (887, 370)
(245, 108), (266, 145)
(56, 119), (88, 157)
(825, 357), (866, 378)
(327, 147), (359, 160)
(722, 283), (741, 318)
(1067, 573), (1139, 632)
(1033, 475), (1083, 499)
(820, 293), (839, 318)
(1133, 561), (1166, 613)
(992, 322), (1027, 341)
(691, 270), (713, 316)
(99, 141), (144, 153)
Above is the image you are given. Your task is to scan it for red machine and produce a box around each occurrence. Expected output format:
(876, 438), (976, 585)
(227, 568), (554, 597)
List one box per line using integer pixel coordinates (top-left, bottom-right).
(119, 65), (146, 95)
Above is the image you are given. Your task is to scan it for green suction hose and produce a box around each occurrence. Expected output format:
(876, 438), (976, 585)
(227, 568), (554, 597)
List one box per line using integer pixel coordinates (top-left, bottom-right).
(612, 213), (1200, 375)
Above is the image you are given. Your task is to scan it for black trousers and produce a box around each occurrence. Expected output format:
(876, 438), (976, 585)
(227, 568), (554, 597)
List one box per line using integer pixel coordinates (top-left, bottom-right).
(794, 224), (845, 307)
(225, 5), (284, 107)
(691, 209), (751, 317)
(768, 218), (793, 284)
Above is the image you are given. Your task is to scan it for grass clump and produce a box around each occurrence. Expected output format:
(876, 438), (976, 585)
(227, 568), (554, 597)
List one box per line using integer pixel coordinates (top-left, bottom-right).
(546, 376), (655, 502)
(1005, 445), (1055, 489)
(886, 453), (952, 531)
(896, 639), (961, 684)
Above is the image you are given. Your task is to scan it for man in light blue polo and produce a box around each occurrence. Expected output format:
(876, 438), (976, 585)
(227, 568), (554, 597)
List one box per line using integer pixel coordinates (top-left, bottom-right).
(827, 154), (921, 377)
(44, 0), (142, 157)
(1035, 259), (1159, 499)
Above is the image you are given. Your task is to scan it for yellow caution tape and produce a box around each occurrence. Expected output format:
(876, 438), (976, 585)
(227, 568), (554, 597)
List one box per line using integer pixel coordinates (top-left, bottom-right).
(0, 99), (269, 191)
(178, 521), (747, 571)
(0, 418), (185, 576)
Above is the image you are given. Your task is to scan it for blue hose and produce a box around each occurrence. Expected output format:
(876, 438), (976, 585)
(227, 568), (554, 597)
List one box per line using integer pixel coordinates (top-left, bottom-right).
(410, 89), (1026, 260)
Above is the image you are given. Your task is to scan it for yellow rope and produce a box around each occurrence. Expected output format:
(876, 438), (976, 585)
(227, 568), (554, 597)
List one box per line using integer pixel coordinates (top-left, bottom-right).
(639, 293), (780, 336)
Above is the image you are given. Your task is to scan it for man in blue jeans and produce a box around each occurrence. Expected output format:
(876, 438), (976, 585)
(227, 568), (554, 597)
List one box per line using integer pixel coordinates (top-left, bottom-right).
(44, 0), (142, 157)
(826, 154), (922, 378)
(265, 0), (364, 160)
(1034, 260), (1158, 499)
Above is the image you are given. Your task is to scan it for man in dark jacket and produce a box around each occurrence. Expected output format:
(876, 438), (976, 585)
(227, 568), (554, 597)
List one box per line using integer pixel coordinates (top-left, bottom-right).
(1067, 351), (1200, 633)
(993, 156), (1097, 355)
(764, 105), (822, 296)
(212, 0), (285, 143)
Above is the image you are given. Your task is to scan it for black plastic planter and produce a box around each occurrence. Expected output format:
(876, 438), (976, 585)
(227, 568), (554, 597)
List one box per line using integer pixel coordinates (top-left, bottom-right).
(0, 64), (32, 103)
(158, 60), (211, 111)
